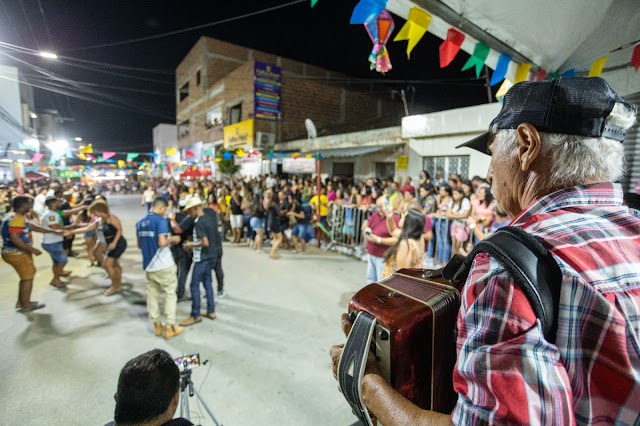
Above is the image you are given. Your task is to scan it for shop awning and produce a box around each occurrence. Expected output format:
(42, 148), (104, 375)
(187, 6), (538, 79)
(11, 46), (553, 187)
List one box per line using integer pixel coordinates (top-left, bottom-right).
(312, 145), (390, 158)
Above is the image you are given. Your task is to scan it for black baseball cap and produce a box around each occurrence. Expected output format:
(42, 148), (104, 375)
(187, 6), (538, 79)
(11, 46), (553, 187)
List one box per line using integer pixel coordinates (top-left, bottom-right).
(456, 77), (636, 155)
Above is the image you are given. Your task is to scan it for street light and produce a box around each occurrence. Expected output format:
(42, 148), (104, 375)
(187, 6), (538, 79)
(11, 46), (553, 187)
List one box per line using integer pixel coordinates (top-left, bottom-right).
(74, 137), (82, 142)
(39, 51), (58, 60)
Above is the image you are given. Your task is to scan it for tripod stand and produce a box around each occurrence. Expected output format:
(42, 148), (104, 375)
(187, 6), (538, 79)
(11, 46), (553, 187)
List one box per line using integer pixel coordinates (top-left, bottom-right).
(179, 369), (223, 426)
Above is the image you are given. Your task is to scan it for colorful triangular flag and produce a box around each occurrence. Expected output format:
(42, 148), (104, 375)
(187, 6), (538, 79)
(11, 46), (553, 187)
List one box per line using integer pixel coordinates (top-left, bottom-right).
(514, 63), (531, 83)
(490, 54), (511, 86)
(632, 45), (640, 72)
(349, 0), (387, 24)
(439, 28), (465, 68)
(102, 151), (115, 160)
(588, 56), (607, 77)
(393, 7), (431, 59)
(461, 42), (490, 78)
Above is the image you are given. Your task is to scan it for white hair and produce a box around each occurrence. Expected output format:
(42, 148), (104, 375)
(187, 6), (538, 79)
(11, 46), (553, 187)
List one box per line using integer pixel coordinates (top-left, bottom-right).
(493, 102), (636, 187)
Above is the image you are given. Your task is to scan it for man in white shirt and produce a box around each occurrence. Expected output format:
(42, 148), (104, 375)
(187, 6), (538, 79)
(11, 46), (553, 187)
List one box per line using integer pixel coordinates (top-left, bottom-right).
(40, 196), (70, 288)
(136, 197), (183, 340)
(141, 188), (156, 211)
(33, 187), (48, 220)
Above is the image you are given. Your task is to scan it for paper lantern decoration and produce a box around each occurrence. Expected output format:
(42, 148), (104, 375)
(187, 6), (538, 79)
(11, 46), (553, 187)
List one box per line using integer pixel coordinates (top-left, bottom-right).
(364, 10), (395, 74)
(393, 7), (431, 59)
(461, 42), (490, 78)
(632, 45), (640, 72)
(490, 54), (511, 86)
(439, 28), (465, 68)
(350, 0), (387, 24)
(588, 57), (607, 77)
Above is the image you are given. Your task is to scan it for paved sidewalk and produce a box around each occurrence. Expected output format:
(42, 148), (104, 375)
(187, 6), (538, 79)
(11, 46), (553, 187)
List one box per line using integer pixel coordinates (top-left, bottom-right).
(0, 195), (367, 425)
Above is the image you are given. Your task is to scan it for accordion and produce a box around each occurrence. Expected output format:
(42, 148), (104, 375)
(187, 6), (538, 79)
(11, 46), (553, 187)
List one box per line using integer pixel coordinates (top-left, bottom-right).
(337, 267), (464, 425)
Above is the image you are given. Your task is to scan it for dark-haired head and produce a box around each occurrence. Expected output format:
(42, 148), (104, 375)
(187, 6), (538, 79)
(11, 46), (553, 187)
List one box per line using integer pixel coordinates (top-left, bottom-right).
(384, 209), (425, 262)
(114, 349), (180, 425)
(12, 195), (33, 213)
(152, 197), (168, 208)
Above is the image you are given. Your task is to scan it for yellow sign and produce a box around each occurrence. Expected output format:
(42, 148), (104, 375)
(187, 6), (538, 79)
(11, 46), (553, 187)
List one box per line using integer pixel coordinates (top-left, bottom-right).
(223, 119), (254, 149)
(396, 155), (408, 170)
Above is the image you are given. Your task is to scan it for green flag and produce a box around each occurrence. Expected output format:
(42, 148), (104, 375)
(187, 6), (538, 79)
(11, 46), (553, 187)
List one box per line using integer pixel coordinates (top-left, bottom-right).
(126, 152), (139, 162)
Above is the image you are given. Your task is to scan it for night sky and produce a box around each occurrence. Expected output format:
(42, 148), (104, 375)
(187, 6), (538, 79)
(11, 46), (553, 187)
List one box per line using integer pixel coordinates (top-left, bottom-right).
(0, 0), (492, 152)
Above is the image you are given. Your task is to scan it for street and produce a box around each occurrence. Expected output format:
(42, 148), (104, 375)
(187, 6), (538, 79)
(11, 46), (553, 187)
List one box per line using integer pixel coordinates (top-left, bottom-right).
(0, 194), (365, 426)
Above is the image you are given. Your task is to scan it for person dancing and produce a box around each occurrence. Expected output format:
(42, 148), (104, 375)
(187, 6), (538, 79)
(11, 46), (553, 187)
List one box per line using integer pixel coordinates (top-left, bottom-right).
(89, 200), (127, 296)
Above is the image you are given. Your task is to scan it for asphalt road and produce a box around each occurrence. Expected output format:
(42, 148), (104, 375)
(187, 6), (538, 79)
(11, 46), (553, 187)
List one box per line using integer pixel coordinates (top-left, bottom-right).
(0, 194), (366, 426)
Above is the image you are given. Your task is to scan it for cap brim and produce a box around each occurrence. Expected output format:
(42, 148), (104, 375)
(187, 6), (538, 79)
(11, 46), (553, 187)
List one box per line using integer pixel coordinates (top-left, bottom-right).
(455, 132), (491, 156)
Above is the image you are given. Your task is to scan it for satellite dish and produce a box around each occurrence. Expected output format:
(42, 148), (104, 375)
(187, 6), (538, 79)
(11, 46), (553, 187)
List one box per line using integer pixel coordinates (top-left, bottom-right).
(305, 118), (317, 140)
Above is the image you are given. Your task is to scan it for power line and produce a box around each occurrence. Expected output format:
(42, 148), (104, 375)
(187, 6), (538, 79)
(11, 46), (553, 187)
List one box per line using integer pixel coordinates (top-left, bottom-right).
(24, 74), (173, 97)
(64, 0), (306, 51)
(55, 59), (175, 85)
(36, 0), (53, 42)
(19, 0), (39, 49)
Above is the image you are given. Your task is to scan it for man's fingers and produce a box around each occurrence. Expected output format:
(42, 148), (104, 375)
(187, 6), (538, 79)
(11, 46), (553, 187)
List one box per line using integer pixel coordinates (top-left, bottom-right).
(341, 313), (353, 337)
(329, 344), (344, 379)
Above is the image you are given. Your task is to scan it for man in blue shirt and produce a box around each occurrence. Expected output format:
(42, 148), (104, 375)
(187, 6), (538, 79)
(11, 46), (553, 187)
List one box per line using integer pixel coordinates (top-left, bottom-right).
(136, 197), (183, 340)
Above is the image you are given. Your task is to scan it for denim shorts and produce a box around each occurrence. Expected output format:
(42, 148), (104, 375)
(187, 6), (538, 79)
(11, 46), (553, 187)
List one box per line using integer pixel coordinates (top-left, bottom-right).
(250, 217), (266, 231)
(42, 242), (68, 265)
(292, 224), (314, 242)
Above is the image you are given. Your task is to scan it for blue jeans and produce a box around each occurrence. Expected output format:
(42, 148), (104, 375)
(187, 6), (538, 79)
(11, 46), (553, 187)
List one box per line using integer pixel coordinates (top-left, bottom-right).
(435, 218), (452, 263)
(366, 254), (385, 284)
(190, 260), (215, 317)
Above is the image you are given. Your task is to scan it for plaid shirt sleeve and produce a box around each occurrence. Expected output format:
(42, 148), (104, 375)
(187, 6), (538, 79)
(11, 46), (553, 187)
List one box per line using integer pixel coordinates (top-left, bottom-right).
(451, 253), (574, 425)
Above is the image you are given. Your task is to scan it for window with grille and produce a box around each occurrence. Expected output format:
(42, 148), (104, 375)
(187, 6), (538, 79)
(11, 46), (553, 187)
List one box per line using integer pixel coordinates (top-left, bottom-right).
(422, 156), (470, 182)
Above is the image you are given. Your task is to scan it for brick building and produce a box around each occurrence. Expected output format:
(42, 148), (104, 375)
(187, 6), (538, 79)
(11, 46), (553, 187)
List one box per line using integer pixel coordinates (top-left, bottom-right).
(175, 37), (407, 177)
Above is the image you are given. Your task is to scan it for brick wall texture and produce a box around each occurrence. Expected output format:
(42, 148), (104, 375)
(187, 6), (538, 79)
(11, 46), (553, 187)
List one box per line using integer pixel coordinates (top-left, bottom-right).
(176, 37), (405, 148)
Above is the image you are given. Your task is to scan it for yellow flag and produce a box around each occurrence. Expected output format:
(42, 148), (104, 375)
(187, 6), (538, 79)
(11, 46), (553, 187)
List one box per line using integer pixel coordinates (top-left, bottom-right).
(305, 153), (313, 158)
(145, 162), (151, 169)
(496, 79), (513, 100)
(78, 165), (85, 170)
(79, 145), (93, 154)
(394, 7), (431, 59)
(117, 160), (125, 168)
(237, 148), (246, 157)
(588, 56), (608, 77)
(75, 152), (86, 161)
(514, 63), (531, 83)
(166, 147), (177, 156)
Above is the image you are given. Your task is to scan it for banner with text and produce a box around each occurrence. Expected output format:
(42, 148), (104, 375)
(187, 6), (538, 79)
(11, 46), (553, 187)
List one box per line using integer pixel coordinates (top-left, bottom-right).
(223, 119), (255, 149)
(254, 62), (282, 121)
(283, 157), (316, 174)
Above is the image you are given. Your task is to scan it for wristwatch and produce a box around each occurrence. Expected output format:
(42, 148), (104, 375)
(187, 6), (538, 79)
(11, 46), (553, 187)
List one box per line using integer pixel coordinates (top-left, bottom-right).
(376, 236), (382, 244)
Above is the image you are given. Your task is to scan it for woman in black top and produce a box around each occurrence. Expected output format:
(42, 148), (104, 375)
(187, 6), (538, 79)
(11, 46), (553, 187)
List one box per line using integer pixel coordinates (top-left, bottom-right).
(89, 200), (127, 296)
(250, 193), (266, 253)
(267, 191), (285, 259)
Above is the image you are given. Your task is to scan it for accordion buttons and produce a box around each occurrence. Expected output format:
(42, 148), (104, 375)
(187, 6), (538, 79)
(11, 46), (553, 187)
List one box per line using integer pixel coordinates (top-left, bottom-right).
(378, 330), (389, 341)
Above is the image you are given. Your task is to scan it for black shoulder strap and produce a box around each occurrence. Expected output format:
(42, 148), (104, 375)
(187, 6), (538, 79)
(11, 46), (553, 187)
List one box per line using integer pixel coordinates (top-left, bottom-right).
(452, 226), (562, 343)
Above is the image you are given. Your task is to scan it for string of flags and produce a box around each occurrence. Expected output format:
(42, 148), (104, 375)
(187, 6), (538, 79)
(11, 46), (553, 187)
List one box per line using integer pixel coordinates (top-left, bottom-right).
(336, 0), (640, 87)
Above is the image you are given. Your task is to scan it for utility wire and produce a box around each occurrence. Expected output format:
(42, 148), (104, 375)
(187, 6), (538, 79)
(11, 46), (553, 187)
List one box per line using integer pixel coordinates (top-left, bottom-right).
(36, 0), (53, 42)
(24, 74), (173, 96)
(64, 0), (306, 51)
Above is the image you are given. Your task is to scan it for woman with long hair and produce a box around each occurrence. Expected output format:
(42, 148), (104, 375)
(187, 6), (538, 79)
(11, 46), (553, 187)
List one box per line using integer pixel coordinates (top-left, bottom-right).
(446, 188), (472, 257)
(419, 184), (437, 215)
(470, 186), (495, 229)
(250, 193), (267, 253)
(267, 191), (284, 259)
(89, 200), (127, 296)
(381, 208), (426, 277)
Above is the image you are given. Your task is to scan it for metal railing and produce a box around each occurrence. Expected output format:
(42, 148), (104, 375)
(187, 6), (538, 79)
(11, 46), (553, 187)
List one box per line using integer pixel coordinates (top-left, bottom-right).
(323, 204), (371, 259)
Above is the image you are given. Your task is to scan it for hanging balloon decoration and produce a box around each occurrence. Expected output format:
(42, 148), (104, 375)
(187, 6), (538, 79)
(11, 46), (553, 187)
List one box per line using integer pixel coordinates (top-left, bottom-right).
(364, 10), (395, 74)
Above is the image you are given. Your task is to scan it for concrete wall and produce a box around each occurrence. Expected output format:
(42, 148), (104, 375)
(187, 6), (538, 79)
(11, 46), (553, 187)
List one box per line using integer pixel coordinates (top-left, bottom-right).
(403, 103), (502, 182)
(152, 124), (179, 163)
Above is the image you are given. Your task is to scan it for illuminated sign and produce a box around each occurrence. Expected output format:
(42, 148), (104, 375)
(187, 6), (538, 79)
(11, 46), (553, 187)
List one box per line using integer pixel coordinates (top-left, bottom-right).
(223, 119), (254, 149)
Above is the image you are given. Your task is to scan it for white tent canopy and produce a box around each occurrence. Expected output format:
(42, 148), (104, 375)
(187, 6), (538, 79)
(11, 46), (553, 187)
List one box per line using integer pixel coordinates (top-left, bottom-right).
(387, 0), (640, 94)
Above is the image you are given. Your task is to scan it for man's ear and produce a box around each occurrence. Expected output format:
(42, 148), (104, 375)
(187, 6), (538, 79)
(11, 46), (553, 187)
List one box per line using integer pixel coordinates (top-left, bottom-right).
(516, 123), (542, 171)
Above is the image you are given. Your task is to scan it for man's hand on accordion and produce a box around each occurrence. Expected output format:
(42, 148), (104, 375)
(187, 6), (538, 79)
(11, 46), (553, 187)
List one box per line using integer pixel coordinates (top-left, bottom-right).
(330, 313), (453, 426)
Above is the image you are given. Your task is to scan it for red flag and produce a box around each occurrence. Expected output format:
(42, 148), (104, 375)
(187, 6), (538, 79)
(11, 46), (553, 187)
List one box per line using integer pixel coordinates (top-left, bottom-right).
(185, 150), (194, 158)
(535, 68), (547, 81)
(632, 44), (640, 72)
(439, 28), (465, 68)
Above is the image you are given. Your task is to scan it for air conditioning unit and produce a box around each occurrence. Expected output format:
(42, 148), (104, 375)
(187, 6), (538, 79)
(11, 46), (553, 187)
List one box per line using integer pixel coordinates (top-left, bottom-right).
(256, 132), (276, 148)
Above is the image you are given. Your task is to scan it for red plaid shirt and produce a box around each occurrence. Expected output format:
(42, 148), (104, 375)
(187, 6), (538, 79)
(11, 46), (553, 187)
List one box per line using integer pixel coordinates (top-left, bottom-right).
(452, 183), (640, 425)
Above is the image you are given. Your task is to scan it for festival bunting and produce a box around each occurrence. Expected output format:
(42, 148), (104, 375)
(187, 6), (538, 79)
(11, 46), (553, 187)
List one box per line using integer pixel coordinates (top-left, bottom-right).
(236, 148), (246, 157)
(461, 42), (490, 78)
(86, 154), (95, 161)
(514, 63), (531, 83)
(166, 147), (177, 156)
(126, 153), (139, 162)
(632, 45), (640, 72)
(496, 79), (513, 102)
(393, 7), (431, 59)
(117, 160), (126, 168)
(561, 69), (575, 77)
(204, 149), (213, 157)
(75, 152), (86, 160)
(32, 153), (43, 163)
(588, 56), (607, 77)
(102, 151), (116, 160)
(222, 152), (233, 160)
(350, 0), (387, 24)
(185, 150), (194, 158)
(79, 145), (93, 154)
(534, 68), (547, 81)
(489, 54), (511, 86)
(439, 28), (465, 68)
(311, 0), (318, 7)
